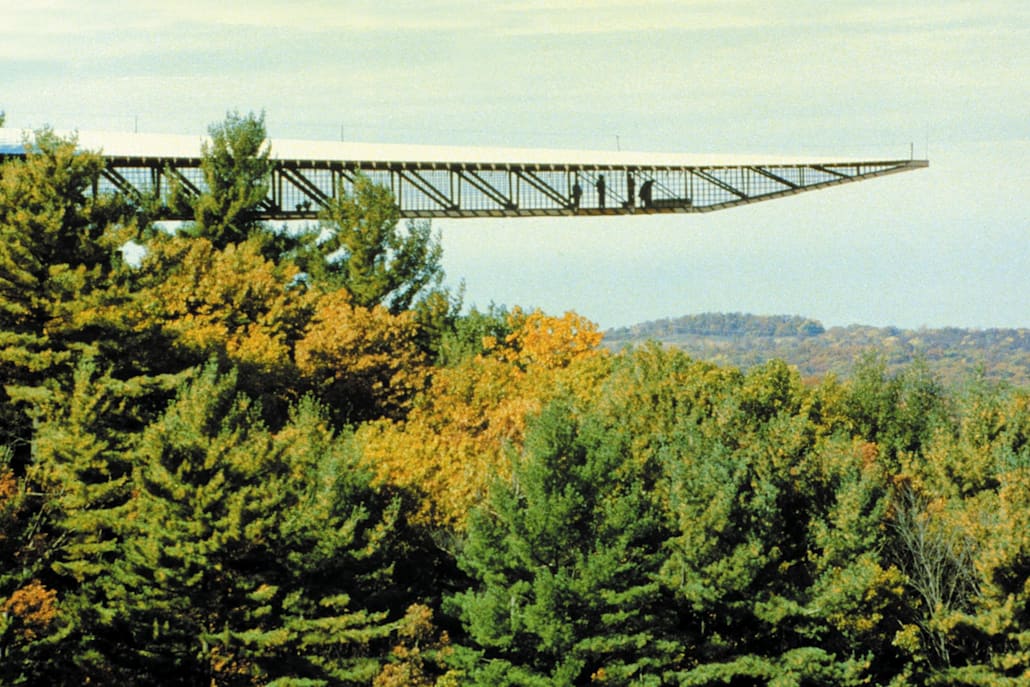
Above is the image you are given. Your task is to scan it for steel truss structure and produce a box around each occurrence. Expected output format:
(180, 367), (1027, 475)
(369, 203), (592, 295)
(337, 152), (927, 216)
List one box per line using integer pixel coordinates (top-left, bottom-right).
(0, 132), (927, 219)
(97, 156), (928, 219)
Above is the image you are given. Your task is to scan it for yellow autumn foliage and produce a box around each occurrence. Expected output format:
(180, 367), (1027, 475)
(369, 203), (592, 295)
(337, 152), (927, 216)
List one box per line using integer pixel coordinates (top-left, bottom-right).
(296, 289), (428, 419)
(359, 309), (609, 530)
(374, 604), (457, 687)
(500, 306), (605, 369)
(1, 580), (58, 641)
(138, 235), (311, 374)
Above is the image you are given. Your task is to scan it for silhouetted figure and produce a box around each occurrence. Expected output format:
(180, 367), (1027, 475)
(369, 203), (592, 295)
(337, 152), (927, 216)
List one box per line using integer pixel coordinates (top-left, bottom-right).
(639, 179), (654, 208)
(626, 174), (635, 208)
(596, 175), (606, 209)
(571, 180), (582, 210)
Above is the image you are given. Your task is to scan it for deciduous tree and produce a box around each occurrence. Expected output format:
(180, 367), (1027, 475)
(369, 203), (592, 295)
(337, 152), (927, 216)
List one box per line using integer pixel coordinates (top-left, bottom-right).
(358, 309), (608, 530)
(296, 289), (428, 423)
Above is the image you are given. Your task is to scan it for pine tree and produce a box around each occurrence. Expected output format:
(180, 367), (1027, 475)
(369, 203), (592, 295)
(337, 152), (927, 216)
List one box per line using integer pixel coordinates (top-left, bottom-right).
(0, 128), (135, 461)
(305, 174), (443, 314)
(658, 360), (894, 685)
(0, 115), (460, 683)
(5, 359), (147, 683)
(450, 399), (678, 685)
(100, 364), (403, 684)
(175, 111), (272, 249)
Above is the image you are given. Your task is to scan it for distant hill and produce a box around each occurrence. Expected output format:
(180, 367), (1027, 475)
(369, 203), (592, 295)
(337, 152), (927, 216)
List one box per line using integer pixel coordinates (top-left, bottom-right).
(603, 313), (1030, 387)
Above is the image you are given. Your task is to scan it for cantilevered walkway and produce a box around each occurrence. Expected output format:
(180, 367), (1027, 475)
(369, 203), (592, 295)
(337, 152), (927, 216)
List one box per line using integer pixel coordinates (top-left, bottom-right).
(0, 129), (927, 220)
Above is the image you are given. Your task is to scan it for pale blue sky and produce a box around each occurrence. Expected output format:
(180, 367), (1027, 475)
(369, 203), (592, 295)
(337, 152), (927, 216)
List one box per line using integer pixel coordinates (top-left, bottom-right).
(3, 1), (1028, 329)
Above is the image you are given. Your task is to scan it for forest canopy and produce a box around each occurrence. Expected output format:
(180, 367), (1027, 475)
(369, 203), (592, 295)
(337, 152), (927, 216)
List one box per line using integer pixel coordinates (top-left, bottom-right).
(2, 114), (1029, 686)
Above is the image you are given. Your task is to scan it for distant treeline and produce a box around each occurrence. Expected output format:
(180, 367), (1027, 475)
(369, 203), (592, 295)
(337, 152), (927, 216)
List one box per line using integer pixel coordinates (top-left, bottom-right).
(605, 313), (1030, 387)
(607, 313), (827, 339)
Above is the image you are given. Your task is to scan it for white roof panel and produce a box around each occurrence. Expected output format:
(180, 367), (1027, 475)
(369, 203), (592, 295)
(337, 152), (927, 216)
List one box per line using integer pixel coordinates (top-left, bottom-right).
(1, 127), (872, 167)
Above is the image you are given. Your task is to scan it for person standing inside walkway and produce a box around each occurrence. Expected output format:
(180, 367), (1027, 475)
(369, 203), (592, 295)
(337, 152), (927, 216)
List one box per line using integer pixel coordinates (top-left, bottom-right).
(571, 179), (582, 211)
(626, 173), (635, 208)
(640, 179), (654, 208)
(596, 175), (606, 209)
